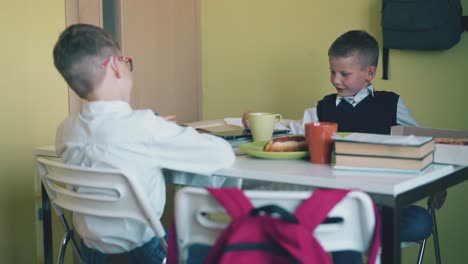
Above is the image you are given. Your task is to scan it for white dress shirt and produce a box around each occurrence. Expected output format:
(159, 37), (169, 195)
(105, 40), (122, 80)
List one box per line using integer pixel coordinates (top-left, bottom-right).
(55, 101), (235, 253)
(289, 85), (419, 135)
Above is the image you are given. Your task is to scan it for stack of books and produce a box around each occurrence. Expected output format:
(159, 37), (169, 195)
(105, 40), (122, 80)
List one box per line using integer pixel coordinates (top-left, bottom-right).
(333, 133), (435, 172)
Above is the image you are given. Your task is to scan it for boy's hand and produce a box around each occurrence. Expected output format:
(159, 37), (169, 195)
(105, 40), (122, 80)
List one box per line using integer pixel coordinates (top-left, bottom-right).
(163, 115), (177, 123)
(242, 111), (251, 129)
(154, 112), (177, 123)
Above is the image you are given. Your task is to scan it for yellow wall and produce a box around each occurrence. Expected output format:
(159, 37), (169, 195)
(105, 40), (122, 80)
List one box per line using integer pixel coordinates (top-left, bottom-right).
(0, 1), (67, 263)
(202, 0), (468, 263)
(1, 1), (467, 263)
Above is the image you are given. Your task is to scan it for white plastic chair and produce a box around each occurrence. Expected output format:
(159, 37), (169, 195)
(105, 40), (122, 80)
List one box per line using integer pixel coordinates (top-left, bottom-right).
(36, 157), (167, 264)
(174, 187), (379, 263)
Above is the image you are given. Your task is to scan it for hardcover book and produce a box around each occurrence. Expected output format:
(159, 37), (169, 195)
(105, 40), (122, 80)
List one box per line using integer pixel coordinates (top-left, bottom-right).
(334, 152), (433, 171)
(333, 133), (435, 172)
(333, 133), (435, 159)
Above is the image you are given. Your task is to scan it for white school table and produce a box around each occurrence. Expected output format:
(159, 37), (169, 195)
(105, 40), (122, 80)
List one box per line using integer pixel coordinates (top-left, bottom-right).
(34, 146), (468, 264)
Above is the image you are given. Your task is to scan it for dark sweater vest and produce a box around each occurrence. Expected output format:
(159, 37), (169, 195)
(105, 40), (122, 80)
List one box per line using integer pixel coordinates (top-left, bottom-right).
(316, 91), (399, 135)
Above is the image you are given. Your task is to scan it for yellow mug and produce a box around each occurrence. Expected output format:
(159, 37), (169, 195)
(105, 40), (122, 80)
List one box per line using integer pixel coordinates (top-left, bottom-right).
(248, 112), (282, 142)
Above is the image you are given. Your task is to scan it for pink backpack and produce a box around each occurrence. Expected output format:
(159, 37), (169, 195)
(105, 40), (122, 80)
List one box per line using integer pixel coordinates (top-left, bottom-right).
(167, 187), (380, 264)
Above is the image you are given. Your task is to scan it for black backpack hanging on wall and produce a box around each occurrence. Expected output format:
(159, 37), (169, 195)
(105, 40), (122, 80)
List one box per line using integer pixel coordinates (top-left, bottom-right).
(381, 0), (464, 79)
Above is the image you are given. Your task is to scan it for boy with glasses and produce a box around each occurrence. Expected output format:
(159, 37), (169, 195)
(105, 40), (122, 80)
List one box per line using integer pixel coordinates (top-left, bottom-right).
(53, 23), (235, 263)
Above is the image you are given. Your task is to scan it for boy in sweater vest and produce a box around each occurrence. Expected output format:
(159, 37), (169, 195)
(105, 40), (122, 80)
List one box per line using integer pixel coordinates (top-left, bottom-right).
(316, 30), (417, 134)
(242, 30), (432, 264)
(243, 30), (419, 134)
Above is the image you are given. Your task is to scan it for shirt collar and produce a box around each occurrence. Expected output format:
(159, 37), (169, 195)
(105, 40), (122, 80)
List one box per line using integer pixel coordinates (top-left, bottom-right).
(81, 100), (132, 116)
(335, 84), (375, 107)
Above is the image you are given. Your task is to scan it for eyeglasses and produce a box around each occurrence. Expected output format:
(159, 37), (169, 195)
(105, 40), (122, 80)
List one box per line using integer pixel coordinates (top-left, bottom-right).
(102, 55), (133, 72)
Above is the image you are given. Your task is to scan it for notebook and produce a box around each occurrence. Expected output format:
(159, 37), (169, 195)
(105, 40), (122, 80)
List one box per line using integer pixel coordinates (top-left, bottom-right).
(211, 129), (290, 140)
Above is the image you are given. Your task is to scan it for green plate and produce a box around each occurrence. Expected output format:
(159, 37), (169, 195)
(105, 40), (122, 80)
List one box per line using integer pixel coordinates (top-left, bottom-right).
(337, 132), (351, 137)
(238, 141), (309, 160)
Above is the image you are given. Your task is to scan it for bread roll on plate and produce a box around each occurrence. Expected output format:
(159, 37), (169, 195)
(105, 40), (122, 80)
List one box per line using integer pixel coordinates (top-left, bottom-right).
(435, 137), (468, 145)
(263, 135), (308, 152)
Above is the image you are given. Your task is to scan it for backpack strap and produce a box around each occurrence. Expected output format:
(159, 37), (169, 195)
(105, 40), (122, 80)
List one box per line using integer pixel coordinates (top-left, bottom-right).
(295, 188), (381, 264)
(166, 220), (178, 264)
(207, 187), (254, 219)
(204, 188), (257, 264)
(294, 188), (351, 231)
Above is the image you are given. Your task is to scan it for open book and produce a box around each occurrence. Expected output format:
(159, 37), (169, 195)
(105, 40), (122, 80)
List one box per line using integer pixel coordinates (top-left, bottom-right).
(183, 119), (244, 133)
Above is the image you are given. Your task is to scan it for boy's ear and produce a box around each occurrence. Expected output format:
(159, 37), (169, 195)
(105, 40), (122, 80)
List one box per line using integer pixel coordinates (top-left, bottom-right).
(366, 66), (377, 82)
(109, 56), (122, 79)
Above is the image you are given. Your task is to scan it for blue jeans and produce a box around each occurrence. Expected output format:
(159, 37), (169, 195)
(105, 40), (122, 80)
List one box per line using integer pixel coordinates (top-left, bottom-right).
(186, 245), (212, 264)
(332, 205), (433, 264)
(80, 237), (166, 264)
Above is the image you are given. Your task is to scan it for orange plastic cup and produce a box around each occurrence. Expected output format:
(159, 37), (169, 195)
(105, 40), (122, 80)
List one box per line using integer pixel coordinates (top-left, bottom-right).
(305, 122), (338, 164)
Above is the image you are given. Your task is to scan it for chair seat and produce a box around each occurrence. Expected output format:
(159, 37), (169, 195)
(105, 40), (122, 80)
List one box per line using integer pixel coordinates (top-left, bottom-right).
(36, 158), (167, 264)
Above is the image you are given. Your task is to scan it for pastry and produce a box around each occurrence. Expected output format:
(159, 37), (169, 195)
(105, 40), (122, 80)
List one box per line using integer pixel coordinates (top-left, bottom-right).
(263, 135), (308, 152)
(435, 137), (468, 145)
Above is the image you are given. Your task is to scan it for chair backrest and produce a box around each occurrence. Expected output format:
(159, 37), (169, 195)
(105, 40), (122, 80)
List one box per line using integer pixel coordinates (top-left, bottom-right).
(36, 157), (166, 242)
(175, 187), (376, 263)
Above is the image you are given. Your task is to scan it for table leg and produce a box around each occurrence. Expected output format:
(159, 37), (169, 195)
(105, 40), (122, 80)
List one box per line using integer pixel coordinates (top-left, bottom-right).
(42, 184), (53, 264)
(381, 206), (401, 264)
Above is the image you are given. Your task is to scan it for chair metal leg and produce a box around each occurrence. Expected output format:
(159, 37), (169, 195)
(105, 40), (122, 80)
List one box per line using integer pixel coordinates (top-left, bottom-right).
(416, 203), (442, 264)
(416, 205), (432, 264)
(58, 214), (85, 263)
(58, 229), (86, 264)
(160, 237), (168, 251)
(416, 238), (427, 264)
(69, 230), (85, 263)
(160, 237), (168, 264)
(431, 208), (442, 264)
(58, 230), (72, 264)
